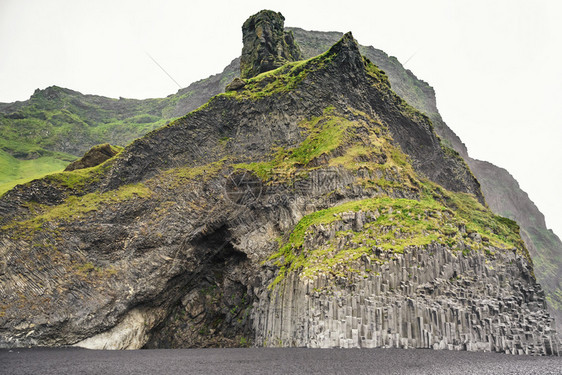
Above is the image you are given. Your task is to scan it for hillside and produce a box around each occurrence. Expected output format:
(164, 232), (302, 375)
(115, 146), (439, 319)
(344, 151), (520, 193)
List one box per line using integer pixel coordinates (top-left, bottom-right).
(285, 27), (562, 333)
(0, 11), (557, 354)
(1, 13), (560, 336)
(0, 59), (238, 194)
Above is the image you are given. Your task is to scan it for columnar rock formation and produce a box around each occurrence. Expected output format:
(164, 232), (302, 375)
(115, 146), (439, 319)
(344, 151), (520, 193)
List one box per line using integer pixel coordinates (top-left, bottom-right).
(255, 226), (558, 354)
(286, 27), (562, 335)
(2, 20), (559, 339)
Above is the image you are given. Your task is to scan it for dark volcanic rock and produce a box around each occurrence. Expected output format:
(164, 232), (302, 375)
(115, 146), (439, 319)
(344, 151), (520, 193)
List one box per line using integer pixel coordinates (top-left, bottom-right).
(256, 228), (558, 354)
(64, 144), (120, 171)
(0, 13), (558, 355)
(225, 78), (246, 92)
(240, 10), (302, 79)
(1, 19), (558, 340)
(468, 159), (562, 332)
(286, 27), (562, 335)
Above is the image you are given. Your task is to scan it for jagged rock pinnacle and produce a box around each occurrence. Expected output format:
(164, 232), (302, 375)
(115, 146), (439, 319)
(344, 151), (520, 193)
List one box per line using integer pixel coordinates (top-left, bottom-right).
(326, 32), (365, 75)
(240, 10), (302, 79)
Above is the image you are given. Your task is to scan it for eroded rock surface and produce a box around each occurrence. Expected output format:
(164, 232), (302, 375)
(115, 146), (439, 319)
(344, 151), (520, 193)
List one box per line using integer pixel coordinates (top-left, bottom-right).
(255, 228), (558, 354)
(65, 143), (120, 171)
(0, 12), (558, 355)
(240, 10), (302, 79)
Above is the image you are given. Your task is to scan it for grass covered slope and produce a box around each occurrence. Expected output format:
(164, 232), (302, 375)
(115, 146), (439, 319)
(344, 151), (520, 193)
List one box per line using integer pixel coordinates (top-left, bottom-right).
(0, 86), (167, 155)
(0, 149), (76, 196)
(269, 181), (524, 287)
(0, 60), (239, 192)
(0, 86), (169, 193)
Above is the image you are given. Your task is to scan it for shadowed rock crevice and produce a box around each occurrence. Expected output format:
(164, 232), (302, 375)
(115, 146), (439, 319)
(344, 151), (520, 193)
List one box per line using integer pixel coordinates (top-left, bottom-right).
(190, 225), (248, 266)
(144, 225), (254, 348)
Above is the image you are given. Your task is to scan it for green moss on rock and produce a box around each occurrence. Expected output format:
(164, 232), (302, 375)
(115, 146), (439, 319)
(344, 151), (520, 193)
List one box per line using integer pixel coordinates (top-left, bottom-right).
(269, 183), (526, 287)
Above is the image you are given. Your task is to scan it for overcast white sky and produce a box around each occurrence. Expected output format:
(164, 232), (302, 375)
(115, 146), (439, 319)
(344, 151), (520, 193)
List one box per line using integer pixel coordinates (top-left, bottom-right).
(1, 0), (561, 239)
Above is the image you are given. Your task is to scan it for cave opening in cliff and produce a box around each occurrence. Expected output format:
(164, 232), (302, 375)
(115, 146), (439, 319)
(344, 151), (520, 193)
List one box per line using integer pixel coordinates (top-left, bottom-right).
(191, 224), (247, 265)
(144, 224), (252, 348)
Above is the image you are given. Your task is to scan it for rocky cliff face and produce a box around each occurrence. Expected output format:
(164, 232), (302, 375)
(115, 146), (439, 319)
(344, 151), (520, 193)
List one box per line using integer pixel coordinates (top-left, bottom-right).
(0, 11), (559, 354)
(240, 10), (302, 79)
(256, 237), (556, 354)
(286, 27), (562, 336)
(469, 160), (562, 331)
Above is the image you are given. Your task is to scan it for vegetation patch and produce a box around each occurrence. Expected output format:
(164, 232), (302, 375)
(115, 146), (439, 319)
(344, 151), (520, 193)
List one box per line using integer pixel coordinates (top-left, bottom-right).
(74, 262), (117, 280)
(232, 105), (419, 198)
(363, 57), (391, 90)
(162, 158), (227, 189)
(3, 183), (152, 237)
(0, 150), (75, 196)
(233, 108), (353, 180)
(269, 182), (525, 287)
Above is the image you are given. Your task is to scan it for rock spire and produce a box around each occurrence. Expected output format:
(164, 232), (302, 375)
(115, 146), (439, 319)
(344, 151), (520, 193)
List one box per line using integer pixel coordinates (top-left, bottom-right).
(240, 10), (302, 79)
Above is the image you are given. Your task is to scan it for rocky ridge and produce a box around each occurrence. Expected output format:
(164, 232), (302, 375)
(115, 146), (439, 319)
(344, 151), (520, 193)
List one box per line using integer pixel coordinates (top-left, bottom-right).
(286, 26), (562, 335)
(3, 24), (560, 336)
